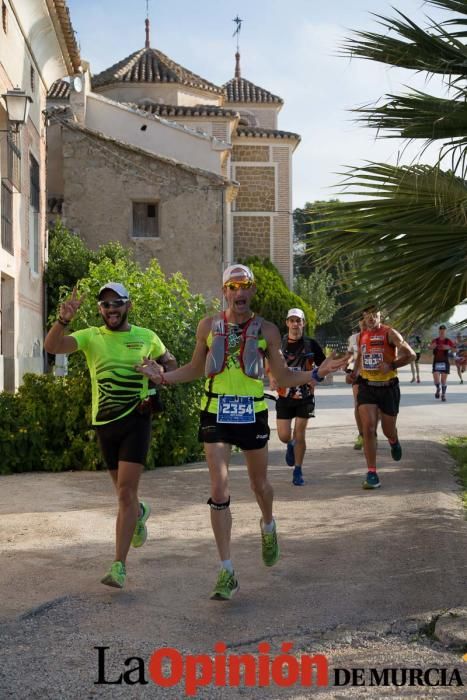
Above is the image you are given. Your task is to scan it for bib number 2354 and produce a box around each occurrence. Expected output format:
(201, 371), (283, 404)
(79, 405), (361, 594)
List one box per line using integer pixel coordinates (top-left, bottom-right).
(217, 396), (255, 424)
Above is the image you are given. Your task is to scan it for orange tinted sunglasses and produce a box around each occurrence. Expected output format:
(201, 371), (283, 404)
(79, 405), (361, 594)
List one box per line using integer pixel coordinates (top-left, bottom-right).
(224, 280), (254, 290)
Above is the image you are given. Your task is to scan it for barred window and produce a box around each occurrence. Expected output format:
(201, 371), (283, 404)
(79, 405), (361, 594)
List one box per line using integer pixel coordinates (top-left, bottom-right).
(1, 131), (21, 190)
(29, 155), (40, 272)
(132, 201), (159, 238)
(1, 183), (13, 253)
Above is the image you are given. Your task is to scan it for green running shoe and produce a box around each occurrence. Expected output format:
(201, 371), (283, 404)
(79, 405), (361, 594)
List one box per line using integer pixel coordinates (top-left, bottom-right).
(362, 471), (381, 489)
(353, 434), (363, 450)
(210, 568), (239, 600)
(101, 561), (126, 589)
(390, 440), (402, 461)
(131, 501), (151, 548)
(260, 519), (280, 567)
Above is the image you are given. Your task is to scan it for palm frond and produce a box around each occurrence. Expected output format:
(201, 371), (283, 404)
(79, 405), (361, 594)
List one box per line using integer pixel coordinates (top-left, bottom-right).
(342, 10), (467, 76)
(428, 0), (467, 18)
(353, 89), (467, 141)
(307, 163), (467, 327)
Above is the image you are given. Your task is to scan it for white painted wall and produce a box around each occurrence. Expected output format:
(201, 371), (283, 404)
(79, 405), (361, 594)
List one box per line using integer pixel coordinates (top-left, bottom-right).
(95, 83), (222, 108)
(85, 93), (229, 175)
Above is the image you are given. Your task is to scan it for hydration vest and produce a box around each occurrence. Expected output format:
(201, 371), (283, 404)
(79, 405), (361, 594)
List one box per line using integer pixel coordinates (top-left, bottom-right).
(205, 312), (265, 379)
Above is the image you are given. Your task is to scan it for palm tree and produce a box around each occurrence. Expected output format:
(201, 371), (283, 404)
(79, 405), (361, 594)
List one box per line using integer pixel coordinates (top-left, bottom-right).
(308, 0), (467, 328)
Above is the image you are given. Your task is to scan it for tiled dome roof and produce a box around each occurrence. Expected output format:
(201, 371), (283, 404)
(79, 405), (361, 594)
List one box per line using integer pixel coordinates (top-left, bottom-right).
(92, 47), (223, 94)
(224, 77), (283, 104)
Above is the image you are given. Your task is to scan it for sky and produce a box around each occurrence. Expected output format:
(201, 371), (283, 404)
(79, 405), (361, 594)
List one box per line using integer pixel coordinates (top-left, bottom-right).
(66, 0), (452, 208)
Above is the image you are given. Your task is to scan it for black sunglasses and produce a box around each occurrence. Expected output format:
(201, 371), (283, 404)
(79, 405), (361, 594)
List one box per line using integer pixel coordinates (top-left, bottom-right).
(98, 299), (128, 309)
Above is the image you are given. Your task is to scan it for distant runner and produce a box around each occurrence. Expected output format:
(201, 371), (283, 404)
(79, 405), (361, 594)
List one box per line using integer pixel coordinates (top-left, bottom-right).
(430, 325), (455, 402)
(350, 305), (415, 489)
(268, 308), (325, 486)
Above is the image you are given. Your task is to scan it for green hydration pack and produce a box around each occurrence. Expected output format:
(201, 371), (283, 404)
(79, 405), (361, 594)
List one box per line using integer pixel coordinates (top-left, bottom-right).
(205, 312), (265, 379)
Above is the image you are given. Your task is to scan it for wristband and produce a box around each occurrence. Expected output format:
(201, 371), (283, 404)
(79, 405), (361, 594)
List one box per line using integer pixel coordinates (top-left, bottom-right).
(311, 367), (324, 383)
(391, 362), (397, 371)
(57, 317), (69, 327)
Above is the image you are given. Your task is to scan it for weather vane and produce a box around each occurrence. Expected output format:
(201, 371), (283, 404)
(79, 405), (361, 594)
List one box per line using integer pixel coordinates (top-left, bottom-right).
(232, 15), (243, 52)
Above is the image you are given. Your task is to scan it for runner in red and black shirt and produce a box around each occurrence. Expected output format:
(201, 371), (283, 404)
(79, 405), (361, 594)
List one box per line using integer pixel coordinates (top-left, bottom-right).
(268, 308), (325, 486)
(430, 325), (456, 402)
(351, 305), (415, 489)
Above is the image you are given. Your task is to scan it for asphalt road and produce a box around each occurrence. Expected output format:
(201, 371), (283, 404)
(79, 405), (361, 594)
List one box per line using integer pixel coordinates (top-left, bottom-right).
(1, 364), (466, 698)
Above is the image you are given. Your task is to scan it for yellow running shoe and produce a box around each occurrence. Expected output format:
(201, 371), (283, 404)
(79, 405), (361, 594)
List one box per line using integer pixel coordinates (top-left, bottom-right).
(260, 519), (280, 567)
(131, 501), (151, 548)
(353, 434), (364, 450)
(210, 568), (239, 600)
(101, 561), (126, 589)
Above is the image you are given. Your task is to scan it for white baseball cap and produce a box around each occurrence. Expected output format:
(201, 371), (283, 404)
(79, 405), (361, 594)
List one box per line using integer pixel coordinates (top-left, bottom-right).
(98, 282), (130, 300)
(287, 308), (305, 320)
(222, 264), (255, 285)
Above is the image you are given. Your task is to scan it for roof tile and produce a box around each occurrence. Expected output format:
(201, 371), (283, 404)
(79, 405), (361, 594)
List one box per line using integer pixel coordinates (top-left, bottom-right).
(48, 79), (70, 99)
(122, 102), (238, 118)
(236, 125), (300, 141)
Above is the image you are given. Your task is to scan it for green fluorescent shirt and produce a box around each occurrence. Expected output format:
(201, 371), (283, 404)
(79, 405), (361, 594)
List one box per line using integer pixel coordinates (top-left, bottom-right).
(71, 325), (166, 425)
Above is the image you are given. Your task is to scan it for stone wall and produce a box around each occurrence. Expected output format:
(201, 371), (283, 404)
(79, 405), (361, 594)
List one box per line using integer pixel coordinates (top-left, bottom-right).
(232, 145), (269, 162)
(233, 216), (270, 259)
(61, 127), (227, 300)
(234, 166), (275, 211)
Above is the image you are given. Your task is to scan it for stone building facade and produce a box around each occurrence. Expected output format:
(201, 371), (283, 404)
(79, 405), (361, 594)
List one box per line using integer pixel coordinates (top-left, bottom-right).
(60, 123), (236, 300)
(47, 21), (300, 296)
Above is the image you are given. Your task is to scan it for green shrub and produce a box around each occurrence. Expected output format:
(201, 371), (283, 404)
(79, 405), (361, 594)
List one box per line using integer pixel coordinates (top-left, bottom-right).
(243, 257), (316, 334)
(0, 373), (102, 474)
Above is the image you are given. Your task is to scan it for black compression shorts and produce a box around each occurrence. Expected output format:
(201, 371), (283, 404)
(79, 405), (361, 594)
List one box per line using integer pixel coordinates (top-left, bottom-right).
(198, 409), (270, 451)
(95, 409), (152, 470)
(276, 396), (315, 420)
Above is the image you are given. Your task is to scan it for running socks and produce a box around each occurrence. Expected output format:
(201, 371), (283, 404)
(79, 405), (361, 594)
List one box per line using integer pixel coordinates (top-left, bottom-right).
(221, 559), (234, 573)
(261, 519), (275, 534)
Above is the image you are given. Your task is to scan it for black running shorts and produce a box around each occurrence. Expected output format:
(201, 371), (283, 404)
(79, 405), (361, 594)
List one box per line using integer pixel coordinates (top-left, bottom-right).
(95, 409), (152, 470)
(276, 396), (315, 420)
(198, 409), (270, 451)
(357, 379), (400, 417)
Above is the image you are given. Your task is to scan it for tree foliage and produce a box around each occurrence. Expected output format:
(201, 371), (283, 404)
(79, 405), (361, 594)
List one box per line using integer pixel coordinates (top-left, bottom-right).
(295, 269), (339, 326)
(45, 220), (132, 320)
(294, 201), (367, 333)
(242, 257), (317, 334)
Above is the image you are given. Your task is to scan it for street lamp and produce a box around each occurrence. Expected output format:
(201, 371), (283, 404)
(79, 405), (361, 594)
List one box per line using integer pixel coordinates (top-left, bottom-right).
(1, 88), (32, 132)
